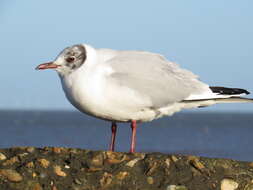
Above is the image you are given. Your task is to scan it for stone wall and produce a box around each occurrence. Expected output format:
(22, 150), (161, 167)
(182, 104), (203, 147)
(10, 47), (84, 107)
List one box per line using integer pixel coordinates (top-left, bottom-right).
(0, 147), (253, 190)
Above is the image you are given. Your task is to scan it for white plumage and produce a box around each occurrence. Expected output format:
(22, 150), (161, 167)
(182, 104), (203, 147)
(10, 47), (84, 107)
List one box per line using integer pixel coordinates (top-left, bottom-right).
(36, 43), (252, 152)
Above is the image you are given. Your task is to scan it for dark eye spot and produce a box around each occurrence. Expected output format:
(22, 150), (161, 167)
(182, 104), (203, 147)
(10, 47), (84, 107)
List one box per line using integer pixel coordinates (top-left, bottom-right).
(66, 56), (75, 63)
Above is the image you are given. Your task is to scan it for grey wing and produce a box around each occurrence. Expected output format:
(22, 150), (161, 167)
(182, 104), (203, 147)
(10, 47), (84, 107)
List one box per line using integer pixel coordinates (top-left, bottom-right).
(106, 50), (210, 108)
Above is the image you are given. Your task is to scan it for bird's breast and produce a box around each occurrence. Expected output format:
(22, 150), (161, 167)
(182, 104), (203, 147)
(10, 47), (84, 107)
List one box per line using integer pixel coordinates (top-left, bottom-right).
(60, 69), (106, 116)
(59, 67), (165, 122)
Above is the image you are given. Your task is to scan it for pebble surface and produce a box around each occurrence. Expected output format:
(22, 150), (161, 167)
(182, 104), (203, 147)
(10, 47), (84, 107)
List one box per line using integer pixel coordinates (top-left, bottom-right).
(37, 158), (50, 168)
(221, 179), (239, 190)
(0, 153), (6, 161)
(0, 147), (252, 190)
(54, 165), (67, 177)
(167, 185), (188, 190)
(0, 169), (23, 182)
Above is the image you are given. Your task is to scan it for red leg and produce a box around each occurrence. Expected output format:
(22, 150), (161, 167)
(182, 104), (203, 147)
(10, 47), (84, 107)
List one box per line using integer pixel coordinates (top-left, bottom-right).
(109, 122), (117, 151)
(130, 120), (137, 153)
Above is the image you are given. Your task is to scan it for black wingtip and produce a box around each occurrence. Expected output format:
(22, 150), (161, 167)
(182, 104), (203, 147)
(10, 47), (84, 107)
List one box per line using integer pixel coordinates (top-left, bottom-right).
(210, 86), (250, 95)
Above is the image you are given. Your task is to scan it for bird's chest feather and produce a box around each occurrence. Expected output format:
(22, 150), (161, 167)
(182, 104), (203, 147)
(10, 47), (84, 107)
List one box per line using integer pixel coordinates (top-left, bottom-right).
(59, 67), (158, 122)
(61, 69), (102, 109)
(60, 67), (124, 121)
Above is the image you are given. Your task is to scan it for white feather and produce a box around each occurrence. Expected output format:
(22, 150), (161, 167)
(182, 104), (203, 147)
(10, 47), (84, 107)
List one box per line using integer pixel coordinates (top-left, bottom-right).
(54, 44), (251, 122)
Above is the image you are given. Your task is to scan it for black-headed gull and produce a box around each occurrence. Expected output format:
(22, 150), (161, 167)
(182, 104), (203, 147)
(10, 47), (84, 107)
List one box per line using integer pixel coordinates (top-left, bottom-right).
(36, 44), (252, 153)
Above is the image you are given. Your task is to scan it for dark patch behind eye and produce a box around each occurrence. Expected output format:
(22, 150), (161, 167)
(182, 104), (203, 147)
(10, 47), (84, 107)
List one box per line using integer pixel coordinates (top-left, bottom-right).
(75, 45), (87, 62)
(66, 45), (87, 70)
(70, 64), (76, 69)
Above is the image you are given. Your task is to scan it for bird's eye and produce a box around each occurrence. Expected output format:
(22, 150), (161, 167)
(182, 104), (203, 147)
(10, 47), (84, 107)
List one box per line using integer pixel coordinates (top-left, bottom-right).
(66, 56), (75, 63)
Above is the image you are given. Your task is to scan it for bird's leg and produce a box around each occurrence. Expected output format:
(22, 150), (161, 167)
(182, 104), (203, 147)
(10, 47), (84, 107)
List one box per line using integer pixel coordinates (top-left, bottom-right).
(109, 122), (117, 151)
(130, 120), (137, 153)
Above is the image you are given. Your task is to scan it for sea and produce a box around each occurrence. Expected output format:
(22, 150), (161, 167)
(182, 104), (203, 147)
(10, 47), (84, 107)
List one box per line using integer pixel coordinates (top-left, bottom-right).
(0, 110), (252, 161)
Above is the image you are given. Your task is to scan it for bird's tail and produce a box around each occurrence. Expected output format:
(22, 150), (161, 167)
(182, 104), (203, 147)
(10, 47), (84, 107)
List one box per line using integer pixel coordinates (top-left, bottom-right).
(183, 97), (253, 104)
(182, 86), (253, 108)
(209, 86), (250, 96)
(211, 97), (253, 103)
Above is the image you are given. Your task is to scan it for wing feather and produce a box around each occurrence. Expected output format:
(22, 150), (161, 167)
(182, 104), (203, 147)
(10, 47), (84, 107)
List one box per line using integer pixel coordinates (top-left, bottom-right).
(105, 50), (210, 109)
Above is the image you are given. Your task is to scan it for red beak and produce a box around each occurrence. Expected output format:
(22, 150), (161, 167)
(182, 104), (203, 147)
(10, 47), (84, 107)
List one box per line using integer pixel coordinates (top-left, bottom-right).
(35, 62), (59, 70)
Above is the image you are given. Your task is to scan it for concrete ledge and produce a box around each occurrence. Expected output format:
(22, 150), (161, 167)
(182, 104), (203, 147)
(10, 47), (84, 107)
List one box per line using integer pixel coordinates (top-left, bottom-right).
(0, 147), (252, 190)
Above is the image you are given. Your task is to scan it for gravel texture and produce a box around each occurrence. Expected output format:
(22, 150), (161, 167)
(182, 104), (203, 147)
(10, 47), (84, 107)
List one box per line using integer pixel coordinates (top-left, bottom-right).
(0, 147), (253, 190)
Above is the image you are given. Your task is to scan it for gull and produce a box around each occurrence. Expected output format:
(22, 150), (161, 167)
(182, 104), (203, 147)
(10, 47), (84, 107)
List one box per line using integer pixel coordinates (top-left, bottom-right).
(36, 44), (252, 153)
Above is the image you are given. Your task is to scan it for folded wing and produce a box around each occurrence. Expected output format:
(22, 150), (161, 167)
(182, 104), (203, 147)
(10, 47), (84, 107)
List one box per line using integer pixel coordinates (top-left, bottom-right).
(105, 50), (211, 109)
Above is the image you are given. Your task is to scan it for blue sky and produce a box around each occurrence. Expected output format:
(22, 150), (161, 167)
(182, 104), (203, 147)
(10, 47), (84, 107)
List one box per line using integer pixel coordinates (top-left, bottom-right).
(1, 0), (253, 111)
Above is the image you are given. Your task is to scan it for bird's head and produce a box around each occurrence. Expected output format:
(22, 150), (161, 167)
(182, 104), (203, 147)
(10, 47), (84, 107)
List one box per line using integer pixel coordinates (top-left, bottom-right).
(36, 44), (87, 76)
